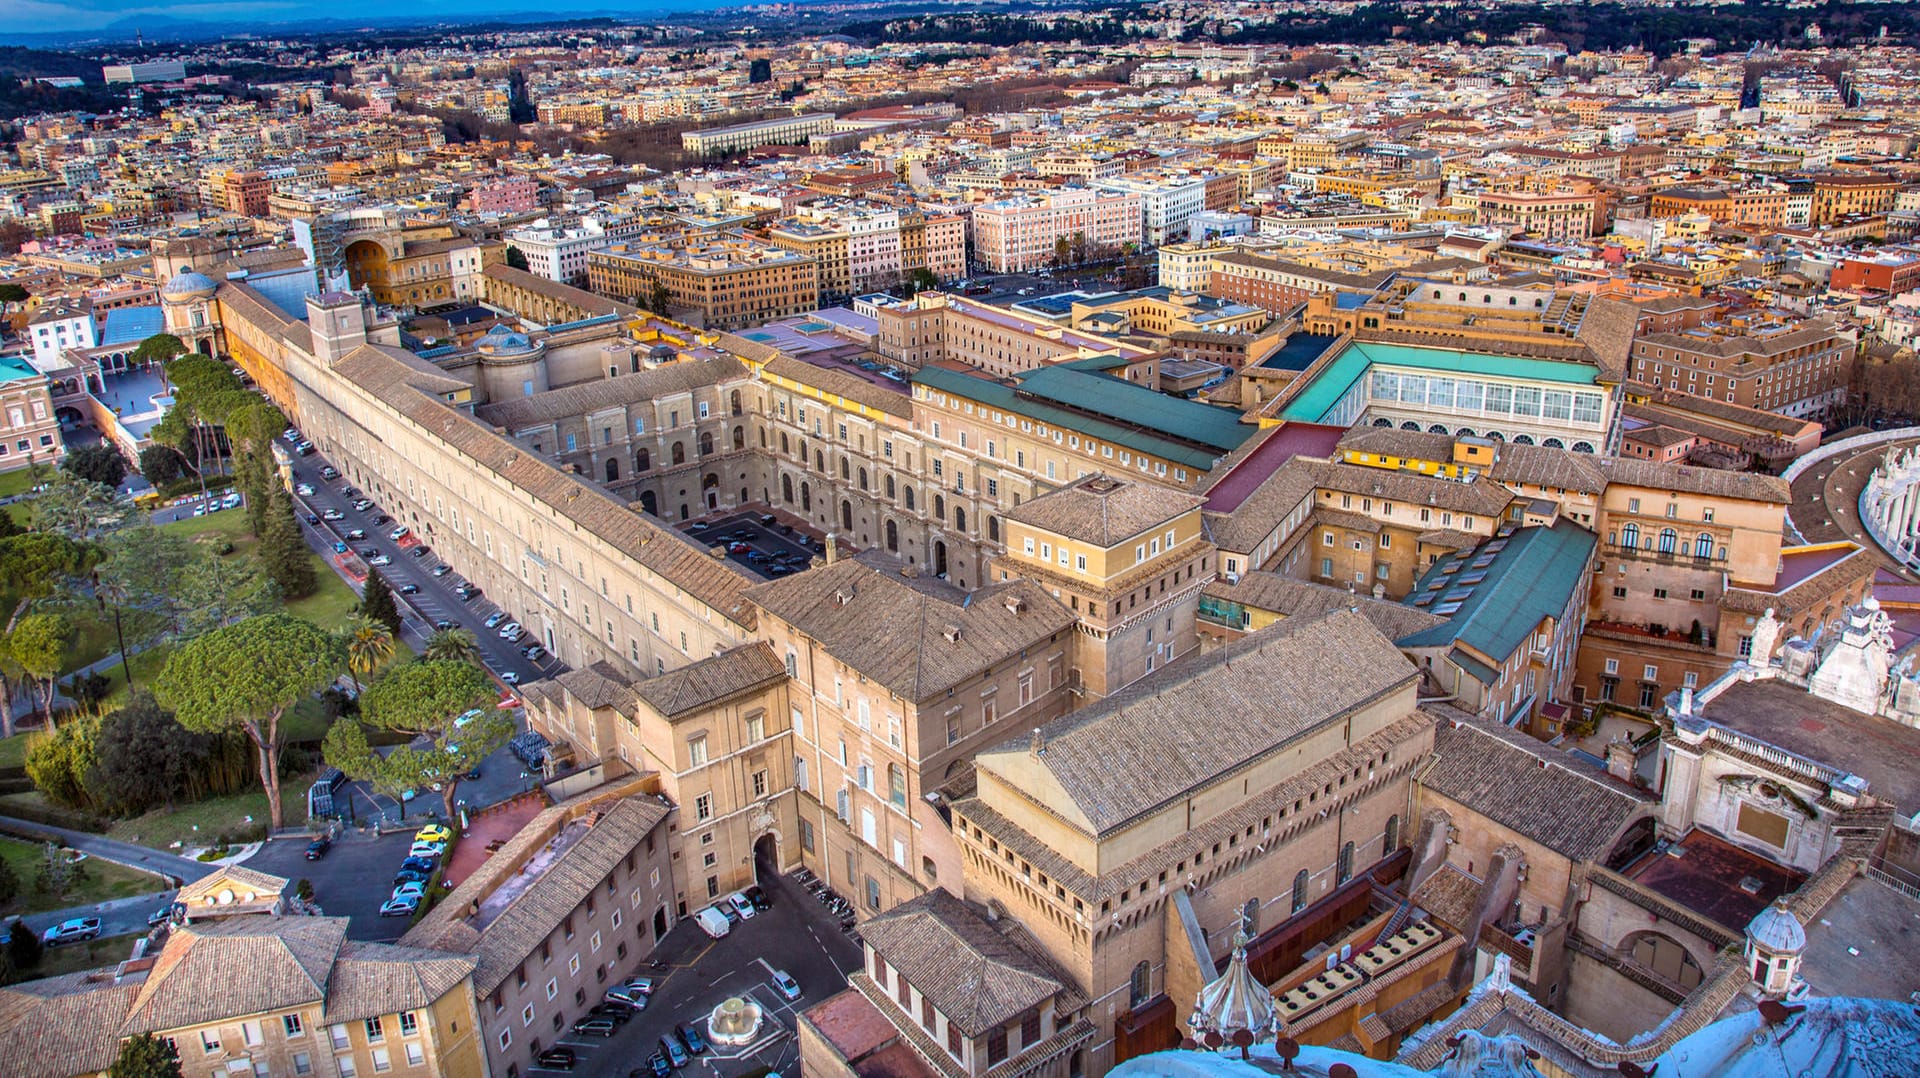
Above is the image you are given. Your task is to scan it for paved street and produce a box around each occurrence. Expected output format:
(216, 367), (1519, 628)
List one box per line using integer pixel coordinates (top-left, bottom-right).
(0, 816), (213, 885)
(244, 831), (427, 942)
(567, 868), (862, 1078)
(17, 888), (177, 944)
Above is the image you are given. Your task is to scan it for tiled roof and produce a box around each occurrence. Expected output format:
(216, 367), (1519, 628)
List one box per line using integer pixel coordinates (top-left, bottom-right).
(0, 970), (141, 1078)
(475, 357), (747, 429)
(1419, 711), (1655, 863)
(762, 354), (914, 419)
(403, 793), (668, 995)
(122, 917), (345, 1033)
(1202, 457), (1324, 554)
(858, 890), (1063, 1036)
(746, 558), (1073, 702)
(1203, 572), (1446, 642)
(636, 642), (787, 718)
(1316, 459), (1515, 516)
(986, 609), (1417, 835)
(484, 263), (637, 319)
(322, 941), (479, 1024)
(1003, 473), (1204, 547)
(1593, 455), (1789, 503)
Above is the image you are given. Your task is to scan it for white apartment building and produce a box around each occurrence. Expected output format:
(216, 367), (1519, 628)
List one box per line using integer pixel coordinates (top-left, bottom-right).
(969, 188), (1143, 274)
(846, 206), (903, 293)
(504, 219), (621, 286)
(27, 302), (95, 368)
(1093, 172), (1212, 246)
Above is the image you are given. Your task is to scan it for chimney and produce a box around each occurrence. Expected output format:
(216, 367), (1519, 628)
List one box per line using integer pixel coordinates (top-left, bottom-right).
(824, 532), (839, 564)
(1030, 727), (1046, 755)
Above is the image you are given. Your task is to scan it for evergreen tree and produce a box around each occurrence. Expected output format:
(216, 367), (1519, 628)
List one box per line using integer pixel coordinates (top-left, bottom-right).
(5, 919), (40, 974)
(260, 488), (317, 601)
(359, 572), (403, 637)
(109, 1032), (185, 1078)
(504, 245), (529, 272)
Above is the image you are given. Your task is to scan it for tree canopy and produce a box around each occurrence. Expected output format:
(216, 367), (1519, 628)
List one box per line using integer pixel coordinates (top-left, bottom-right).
(61, 443), (127, 489)
(326, 659), (508, 819)
(109, 1032), (184, 1078)
(153, 614), (343, 828)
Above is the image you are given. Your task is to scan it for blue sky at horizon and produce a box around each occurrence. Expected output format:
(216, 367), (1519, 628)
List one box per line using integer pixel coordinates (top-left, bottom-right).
(1, 0), (727, 35)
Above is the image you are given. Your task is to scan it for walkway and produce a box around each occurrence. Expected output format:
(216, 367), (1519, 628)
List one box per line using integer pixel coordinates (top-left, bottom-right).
(0, 816), (214, 886)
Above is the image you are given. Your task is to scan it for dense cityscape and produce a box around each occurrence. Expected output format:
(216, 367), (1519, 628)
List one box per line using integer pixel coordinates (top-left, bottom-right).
(0, 2), (1917, 1076)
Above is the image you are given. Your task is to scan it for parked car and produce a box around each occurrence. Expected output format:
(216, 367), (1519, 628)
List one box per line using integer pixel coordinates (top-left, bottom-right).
(676, 1023), (709, 1055)
(379, 895), (419, 917)
(332, 541), (348, 554)
(688, 521), (711, 532)
(572, 1017), (618, 1038)
(619, 976), (655, 997)
(535, 1047), (577, 1071)
(409, 545), (431, 559)
(727, 542), (751, 554)
(304, 514), (320, 526)
(388, 526), (410, 541)
(434, 618), (459, 631)
(727, 891), (756, 920)
(501, 671), (521, 686)
(743, 885), (771, 911)
(415, 825), (452, 844)
(322, 509), (345, 521)
(398, 583), (420, 595)
(392, 868), (431, 886)
(643, 1051), (673, 1078)
(694, 906), (731, 938)
(770, 969), (802, 1001)
(604, 986), (649, 1009)
(431, 564), (452, 577)
(284, 428), (300, 442)
(370, 513), (391, 526)
(319, 466), (339, 480)
(42, 918), (101, 946)
(455, 585), (477, 601)
(484, 611), (507, 629)
(368, 555), (392, 566)
(305, 837), (331, 860)
(295, 483), (314, 496)
(344, 528), (366, 540)
(660, 1036), (689, 1069)
(400, 856), (436, 874)
(497, 621), (522, 639)
(521, 645), (546, 662)
(407, 841), (445, 859)
(588, 1002), (635, 1024)
(351, 499), (373, 512)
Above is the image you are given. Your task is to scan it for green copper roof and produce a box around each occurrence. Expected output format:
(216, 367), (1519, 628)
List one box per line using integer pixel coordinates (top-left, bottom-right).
(1398, 518), (1596, 666)
(1279, 340), (1602, 423)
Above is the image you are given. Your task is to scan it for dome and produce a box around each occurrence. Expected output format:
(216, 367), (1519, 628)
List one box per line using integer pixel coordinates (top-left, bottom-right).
(474, 324), (539, 357)
(160, 269), (219, 303)
(1188, 930), (1279, 1047)
(1654, 994), (1920, 1077)
(1746, 901), (1806, 954)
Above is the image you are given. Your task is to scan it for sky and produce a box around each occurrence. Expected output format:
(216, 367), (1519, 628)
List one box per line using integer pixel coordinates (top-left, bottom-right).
(1, 0), (721, 36)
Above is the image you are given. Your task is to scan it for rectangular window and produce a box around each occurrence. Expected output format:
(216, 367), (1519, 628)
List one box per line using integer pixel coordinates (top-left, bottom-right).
(284, 1014), (305, 1037)
(398, 1012), (417, 1037)
(371, 1047), (390, 1073)
(365, 1018), (384, 1044)
(405, 1043), (425, 1067)
(695, 794), (713, 821)
(688, 737), (708, 767)
(337, 1056), (357, 1078)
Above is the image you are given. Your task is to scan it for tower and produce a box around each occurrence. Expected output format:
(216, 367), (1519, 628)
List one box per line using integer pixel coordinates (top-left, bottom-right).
(1744, 900), (1806, 998)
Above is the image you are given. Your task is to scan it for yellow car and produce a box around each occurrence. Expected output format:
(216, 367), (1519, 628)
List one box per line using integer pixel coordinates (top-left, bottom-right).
(413, 825), (452, 845)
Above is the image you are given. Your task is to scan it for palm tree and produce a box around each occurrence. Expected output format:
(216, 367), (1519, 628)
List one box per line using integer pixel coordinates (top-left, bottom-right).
(423, 627), (481, 665)
(343, 614), (396, 696)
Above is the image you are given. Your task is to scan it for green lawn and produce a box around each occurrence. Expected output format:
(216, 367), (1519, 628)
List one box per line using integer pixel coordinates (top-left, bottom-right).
(158, 509), (361, 631)
(61, 605), (163, 678)
(94, 644), (173, 713)
(0, 734), (27, 772)
(0, 468), (46, 500)
(24, 932), (143, 979)
(0, 836), (163, 917)
(104, 768), (319, 850)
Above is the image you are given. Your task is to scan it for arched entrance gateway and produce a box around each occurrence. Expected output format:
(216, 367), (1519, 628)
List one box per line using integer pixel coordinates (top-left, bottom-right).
(753, 832), (780, 886)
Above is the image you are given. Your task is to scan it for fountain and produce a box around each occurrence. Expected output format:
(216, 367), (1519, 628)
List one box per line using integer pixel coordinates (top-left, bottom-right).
(707, 995), (764, 1048)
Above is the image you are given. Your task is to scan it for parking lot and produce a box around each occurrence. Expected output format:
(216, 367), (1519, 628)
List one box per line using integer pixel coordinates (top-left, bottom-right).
(246, 831), (430, 942)
(683, 511), (824, 581)
(563, 869), (862, 1077)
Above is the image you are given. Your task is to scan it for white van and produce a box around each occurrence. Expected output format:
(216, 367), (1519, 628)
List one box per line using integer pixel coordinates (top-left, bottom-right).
(694, 906), (731, 939)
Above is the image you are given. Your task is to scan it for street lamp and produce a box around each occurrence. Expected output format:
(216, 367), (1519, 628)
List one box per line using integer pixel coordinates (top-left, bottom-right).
(90, 570), (133, 690)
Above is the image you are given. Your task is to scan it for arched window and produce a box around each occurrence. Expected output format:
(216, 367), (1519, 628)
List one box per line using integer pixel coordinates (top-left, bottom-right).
(781, 475), (794, 504)
(885, 475), (895, 499)
(671, 442), (686, 465)
(1542, 437), (1564, 449)
(934, 494), (945, 520)
(1337, 841), (1355, 885)
(841, 500), (853, 530)
(858, 468), (868, 491)
(699, 432), (714, 456)
(1384, 814), (1400, 852)
(1658, 528), (1677, 554)
(954, 508), (966, 532)
(815, 450), (824, 471)
(800, 483), (811, 512)
(1292, 870), (1309, 913)
(1694, 533), (1713, 558)
(729, 389), (742, 416)
(988, 516), (1000, 543)
(1129, 961), (1151, 1007)
(605, 458), (620, 482)
(1622, 522), (1640, 550)
(636, 448), (651, 472)
(732, 426), (744, 450)
(1511, 434), (1535, 446)
(779, 432), (789, 455)
(888, 765), (906, 807)
(886, 519), (899, 552)
(840, 458), (850, 480)
(904, 487), (916, 511)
